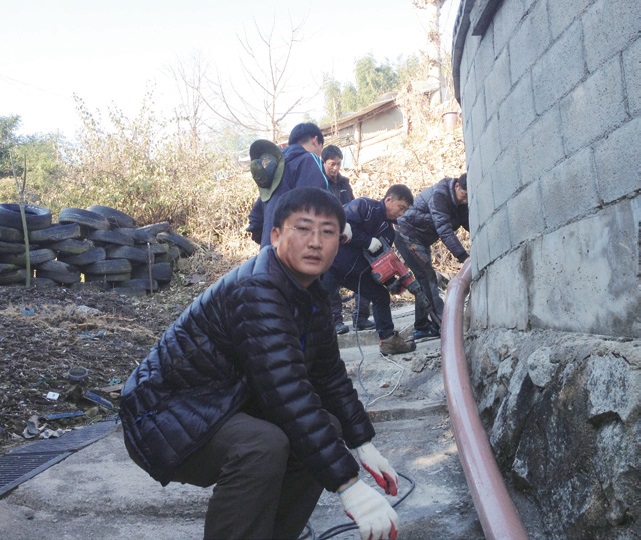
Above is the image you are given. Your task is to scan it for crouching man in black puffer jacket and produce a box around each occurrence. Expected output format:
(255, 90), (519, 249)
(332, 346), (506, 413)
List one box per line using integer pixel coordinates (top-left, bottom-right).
(120, 187), (399, 540)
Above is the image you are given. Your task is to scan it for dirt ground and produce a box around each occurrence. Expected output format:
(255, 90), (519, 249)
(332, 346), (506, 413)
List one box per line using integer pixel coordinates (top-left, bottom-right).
(0, 280), (211, 453)
(0, 276), (415, 454)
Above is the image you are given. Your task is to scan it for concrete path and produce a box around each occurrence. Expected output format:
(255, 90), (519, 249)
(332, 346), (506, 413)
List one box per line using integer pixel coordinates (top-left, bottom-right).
(0, 307), (543, 539)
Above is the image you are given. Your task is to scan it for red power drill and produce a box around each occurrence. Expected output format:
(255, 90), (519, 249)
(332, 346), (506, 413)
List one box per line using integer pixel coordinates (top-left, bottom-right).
(364, 237), (441, 327)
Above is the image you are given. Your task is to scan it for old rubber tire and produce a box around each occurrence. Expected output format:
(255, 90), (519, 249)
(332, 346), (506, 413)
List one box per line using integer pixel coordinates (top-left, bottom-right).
(105, 245), (150, 264)
(0, 262), (20, 274)
(86, 205), (136, 228)
(0, 241), (28, 254)
(84, 271), (131, 283)
(58, 247), (106, 266)
(0, 203), (52, 231)
(0, 248), (56, 267)
(0, 269), (30, 285)
(0, 225), (23, 243)
(58, 208), (111, 231)
(48, 238), (95, 255)
(87, 229), (134, 247)
(131, 262), (172, 282)
(36, 260), (81, 284)
(156, 231), (198, 256)
(29, 223), (81, 243)
(82, 258), (132, 275)
(136, 221), (171, 236)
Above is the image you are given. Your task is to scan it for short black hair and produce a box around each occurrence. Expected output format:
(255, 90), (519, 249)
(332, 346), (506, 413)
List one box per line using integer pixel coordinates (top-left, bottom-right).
(457, 173), (467, 190)
(321, 145), (343, 162)
(273, 187), (345, 232)
(384, 184), (414, 206)
(288, 123), (324, 146)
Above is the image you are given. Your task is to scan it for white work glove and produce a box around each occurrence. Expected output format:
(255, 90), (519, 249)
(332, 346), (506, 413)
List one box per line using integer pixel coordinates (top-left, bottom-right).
(339, 479), (399, 540)
(368, 237), (383, 253)
(356, 442), (399, 496)
(341, 222), (353, 243)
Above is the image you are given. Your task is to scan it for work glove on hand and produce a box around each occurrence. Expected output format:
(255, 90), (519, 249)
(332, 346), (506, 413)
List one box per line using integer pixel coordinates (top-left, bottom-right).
(368, 237), (383, 254)
(341, 222), (353, 243)
(339, 479), (399, 540)
(356, 442), (399, 496)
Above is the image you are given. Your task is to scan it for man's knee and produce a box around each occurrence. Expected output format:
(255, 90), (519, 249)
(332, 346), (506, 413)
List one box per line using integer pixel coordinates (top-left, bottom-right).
(232, 421), (290, 475)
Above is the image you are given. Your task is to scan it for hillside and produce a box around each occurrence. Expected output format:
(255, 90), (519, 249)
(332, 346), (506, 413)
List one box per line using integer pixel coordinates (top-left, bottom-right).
(0, 127), (467, 451)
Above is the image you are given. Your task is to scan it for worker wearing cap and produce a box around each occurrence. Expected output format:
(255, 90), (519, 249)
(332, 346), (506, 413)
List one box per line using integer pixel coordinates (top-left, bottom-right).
(247, 122), (332, 248)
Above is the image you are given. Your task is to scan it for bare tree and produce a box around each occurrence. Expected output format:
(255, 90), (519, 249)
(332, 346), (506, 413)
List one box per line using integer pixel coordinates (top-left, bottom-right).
(412, 0), (448, 104)
(198, 15), (314, 143)
(165, 50), (211, 150)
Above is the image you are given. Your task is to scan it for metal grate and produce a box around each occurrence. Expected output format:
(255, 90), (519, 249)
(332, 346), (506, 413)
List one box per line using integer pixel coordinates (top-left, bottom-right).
(9, 419), (118, 455)
(0, 418), (119, 497)
(0, 452), (72, 497)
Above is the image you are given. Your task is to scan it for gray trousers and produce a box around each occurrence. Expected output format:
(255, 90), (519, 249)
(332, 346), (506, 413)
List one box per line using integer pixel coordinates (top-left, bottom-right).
(170, 412), (326, 540)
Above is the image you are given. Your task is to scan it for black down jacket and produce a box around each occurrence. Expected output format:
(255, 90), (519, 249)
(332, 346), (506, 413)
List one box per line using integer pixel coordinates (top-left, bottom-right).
(120, 246), (374, 490)
(397, 177), (469, 262)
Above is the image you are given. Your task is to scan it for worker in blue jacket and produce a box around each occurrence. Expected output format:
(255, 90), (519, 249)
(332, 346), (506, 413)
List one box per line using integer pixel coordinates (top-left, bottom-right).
(321, 184), (416, 356)
(247, 122), (330, 248)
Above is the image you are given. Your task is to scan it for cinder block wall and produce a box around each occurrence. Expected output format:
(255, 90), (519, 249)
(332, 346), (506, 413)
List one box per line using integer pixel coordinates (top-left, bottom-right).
(453, 0), (641, 337)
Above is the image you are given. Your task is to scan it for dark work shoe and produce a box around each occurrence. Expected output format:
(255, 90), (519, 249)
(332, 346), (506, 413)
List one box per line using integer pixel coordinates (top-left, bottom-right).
(355, 319), (376, 331)
(412, 324), (441, 340)
(335, 322), (349, 335)
(380, 331), (416, 356)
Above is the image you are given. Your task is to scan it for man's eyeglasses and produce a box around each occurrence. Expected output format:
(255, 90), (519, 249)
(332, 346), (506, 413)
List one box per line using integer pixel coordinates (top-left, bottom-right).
(284, 226), (339, 240)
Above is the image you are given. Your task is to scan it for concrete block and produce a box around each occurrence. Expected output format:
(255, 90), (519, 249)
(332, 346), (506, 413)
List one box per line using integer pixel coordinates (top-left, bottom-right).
(475, 173), (496, 227)
(473, 25), (496, 92)
(470, 271), (489, 329)
(493, 0), (526, 55)
(470, 87), (487, 146)
(467, 146), (482, 193)
(473, 220), (491, 271)
(594, 117), (641, 204)
(469, 197), (480, 239)
(532, 19), (586, 114)
(486, 208), (512, 262)
(508, 0), (552, 84)
(528, 202), (641, 336)
(541, 147), (600, 231)
(492, 143), (521, 209)
(583, 0), (641, 73)
(518, 106), (566, 186)
(560, 57), (626, 155)
(480, 115), (501, 172)
(498, 74), (536, 152)
(484, 47), (512, 120)
(623, 38), (641, 116)
(486, 247), (529, 329)
(507, 181), (545, 245)
(547, 0), (592, 40)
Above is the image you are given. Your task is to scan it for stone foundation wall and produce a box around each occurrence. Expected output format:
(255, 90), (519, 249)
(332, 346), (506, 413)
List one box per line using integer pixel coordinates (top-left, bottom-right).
(466, 328), (640, 539)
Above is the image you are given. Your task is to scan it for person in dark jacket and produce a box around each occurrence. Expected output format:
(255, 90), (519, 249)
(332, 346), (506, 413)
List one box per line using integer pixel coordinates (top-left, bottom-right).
(394, 173), (469, 340)
(322, 144), (375, 335)
(321, 184), (416, 356)
(247, 122), (330, 248)
(121, 187), (399, 540)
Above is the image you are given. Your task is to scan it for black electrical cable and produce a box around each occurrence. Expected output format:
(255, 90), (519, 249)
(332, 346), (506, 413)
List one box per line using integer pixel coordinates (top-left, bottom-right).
(300, 471), (417, 540)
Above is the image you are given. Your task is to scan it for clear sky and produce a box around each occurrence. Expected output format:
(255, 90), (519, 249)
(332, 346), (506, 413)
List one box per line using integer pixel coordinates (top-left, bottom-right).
(1, 0), (460, 139)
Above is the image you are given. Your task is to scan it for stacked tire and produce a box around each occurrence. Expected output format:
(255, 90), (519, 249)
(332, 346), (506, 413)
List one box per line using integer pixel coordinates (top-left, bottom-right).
(0, 203), (54, 286)
(0, 203), (198, 293)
